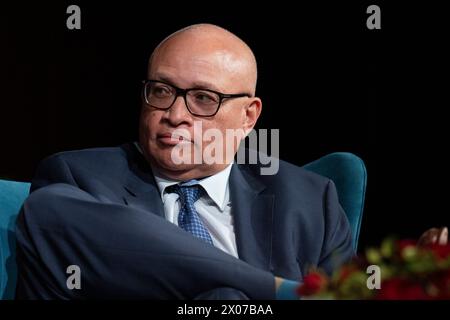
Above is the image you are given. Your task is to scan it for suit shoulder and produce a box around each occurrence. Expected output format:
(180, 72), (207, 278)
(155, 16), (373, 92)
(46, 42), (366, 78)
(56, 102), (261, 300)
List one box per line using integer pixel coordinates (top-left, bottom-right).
(49, 145), (125, 161)
(242, 155), (330, 186)
(38, 144), (131, 174)
(279, 158), (329, 183)
(273, 159), (331, 192)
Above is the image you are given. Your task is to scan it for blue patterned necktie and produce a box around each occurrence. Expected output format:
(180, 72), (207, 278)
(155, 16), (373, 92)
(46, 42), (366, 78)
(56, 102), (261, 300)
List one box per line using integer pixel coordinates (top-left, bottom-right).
(167, 180), (214, 245)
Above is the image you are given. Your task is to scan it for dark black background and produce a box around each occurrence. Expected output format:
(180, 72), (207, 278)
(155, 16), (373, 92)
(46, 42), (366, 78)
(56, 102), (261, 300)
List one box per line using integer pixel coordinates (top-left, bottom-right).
(1, 1), (448, 251)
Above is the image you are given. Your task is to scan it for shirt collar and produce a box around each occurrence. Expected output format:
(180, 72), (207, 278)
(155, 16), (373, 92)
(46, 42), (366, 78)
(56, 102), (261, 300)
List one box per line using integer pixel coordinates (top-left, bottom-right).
(197, 164), (233, 211)
(153, 164), (233, 211)
(134, 142), (233, 211)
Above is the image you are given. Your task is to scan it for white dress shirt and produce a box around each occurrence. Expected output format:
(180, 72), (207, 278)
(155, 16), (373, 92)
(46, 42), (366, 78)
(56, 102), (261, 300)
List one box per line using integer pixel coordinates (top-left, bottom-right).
(152, 164), (239, 258)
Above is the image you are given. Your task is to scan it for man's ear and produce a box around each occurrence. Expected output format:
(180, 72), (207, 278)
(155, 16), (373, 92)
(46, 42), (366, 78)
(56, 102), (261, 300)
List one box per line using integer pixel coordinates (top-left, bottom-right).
(243, 97), (262, 135)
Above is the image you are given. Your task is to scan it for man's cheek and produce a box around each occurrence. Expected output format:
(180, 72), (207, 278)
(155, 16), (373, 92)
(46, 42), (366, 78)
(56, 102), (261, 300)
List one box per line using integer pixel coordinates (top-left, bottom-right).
(141, 113), (158, 137)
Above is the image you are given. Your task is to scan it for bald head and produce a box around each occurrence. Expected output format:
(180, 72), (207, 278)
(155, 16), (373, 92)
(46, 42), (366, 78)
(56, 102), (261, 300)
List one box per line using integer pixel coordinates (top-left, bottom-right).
(140, 24), (263, 180)
(148, 24), (258, 95)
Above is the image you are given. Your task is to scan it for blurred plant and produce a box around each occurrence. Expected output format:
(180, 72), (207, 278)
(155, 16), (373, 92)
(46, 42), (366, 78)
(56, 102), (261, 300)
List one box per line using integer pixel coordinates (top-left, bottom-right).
(297, 238), (450, 300)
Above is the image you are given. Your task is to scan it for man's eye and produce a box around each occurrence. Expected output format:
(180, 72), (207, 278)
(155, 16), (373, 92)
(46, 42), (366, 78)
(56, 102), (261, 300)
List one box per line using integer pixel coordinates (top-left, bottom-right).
(152, 86), (172, 97)
(194, 92), (218, 104)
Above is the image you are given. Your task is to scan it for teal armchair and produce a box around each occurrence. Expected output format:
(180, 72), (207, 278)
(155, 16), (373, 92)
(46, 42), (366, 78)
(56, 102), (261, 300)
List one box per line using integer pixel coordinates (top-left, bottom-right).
(0, 179), (30, 300)
(303, 152), (367, 251)
(0, 152), (366, 299)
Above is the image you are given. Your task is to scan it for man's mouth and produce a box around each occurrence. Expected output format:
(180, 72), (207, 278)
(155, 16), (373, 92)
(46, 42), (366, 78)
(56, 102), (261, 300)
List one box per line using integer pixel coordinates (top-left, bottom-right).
(156, 132), (192, 146)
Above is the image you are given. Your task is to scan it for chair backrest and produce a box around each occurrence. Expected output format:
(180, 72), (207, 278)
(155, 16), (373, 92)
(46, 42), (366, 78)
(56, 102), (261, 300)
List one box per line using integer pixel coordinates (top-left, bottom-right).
(0, 152), (366, 299)
(303, 152), (367, 252)
(0, 179), (31, 300)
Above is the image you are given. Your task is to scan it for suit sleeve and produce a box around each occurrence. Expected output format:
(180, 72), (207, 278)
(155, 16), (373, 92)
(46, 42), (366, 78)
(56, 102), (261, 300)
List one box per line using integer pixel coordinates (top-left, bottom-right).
(30, 154), (78, 192)
(318, 180), (355, 275)
(16, 159), (276, 299)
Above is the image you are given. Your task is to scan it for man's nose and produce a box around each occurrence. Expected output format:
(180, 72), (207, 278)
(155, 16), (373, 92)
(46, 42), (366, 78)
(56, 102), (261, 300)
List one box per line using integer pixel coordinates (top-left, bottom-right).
(164, 96), (192, 126)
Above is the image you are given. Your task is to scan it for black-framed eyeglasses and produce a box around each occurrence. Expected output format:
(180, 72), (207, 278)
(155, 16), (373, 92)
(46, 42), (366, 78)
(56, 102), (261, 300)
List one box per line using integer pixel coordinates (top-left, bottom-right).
(142, 79), (251, 117)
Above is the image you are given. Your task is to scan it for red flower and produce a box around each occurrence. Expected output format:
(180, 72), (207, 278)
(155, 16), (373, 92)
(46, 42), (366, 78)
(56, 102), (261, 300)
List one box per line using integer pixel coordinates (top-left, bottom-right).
(337, 264), (358, 284)
(297, 272), (327, 296)
(429, 270), (450, 299)
(294, 238), (450, 300)
(376, 278), (429, 300)
(425, 243), (450, 260)
(397, 239), (416, 251)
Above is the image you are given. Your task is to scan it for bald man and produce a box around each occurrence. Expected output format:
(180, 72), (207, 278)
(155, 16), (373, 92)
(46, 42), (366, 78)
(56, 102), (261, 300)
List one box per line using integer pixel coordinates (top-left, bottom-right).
(15, 24), (354, 299)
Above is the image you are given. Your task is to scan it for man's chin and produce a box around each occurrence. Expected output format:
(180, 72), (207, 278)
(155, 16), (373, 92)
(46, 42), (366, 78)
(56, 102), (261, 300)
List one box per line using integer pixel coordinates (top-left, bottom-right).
(151, 157), (196, 177)
(160, 162), (195, 173)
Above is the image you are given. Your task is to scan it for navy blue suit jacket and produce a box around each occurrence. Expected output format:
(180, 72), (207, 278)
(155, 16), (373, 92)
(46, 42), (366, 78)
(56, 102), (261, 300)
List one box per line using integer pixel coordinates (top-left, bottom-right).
(15, 143), (353, 299)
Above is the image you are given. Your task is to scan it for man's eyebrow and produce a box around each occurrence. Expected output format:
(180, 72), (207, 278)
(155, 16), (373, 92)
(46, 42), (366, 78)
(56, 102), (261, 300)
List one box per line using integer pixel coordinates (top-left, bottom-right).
(189, 81), (222, 92)
(154, 74), (222, 92)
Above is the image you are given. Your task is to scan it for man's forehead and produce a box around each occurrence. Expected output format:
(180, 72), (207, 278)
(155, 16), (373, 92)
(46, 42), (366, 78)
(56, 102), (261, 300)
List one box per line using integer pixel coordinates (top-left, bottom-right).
(149, 53), (247, 91)
(152, 42), (244, 68)
(151, 70), (225, 93)
(148, 25), (257, 94)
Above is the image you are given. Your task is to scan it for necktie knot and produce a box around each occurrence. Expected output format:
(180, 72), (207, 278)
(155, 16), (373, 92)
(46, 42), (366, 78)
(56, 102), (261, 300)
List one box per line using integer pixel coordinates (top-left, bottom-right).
(166, 180), (213, 245)
(168, 180), (203, 206)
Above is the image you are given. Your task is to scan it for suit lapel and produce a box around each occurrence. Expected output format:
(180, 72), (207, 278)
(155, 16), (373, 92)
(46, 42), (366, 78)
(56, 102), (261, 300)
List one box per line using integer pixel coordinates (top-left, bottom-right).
(120, 143), (274, 269)
(121, 144), (165, 218)
(229, 164), (274, 271)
